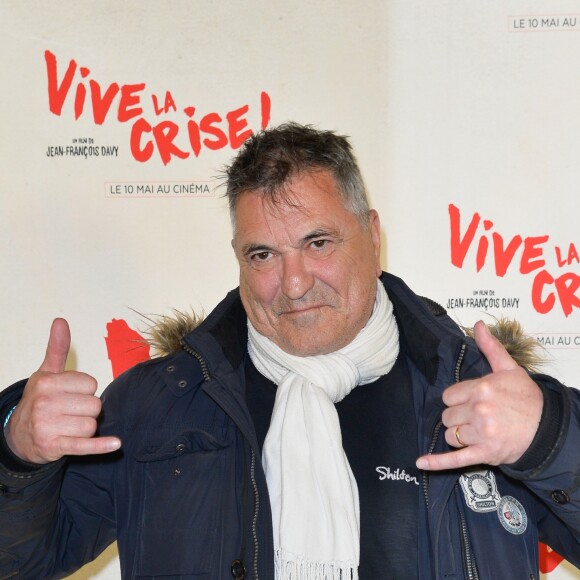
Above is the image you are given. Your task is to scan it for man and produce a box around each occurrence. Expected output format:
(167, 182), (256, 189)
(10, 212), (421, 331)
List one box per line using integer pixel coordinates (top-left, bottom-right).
(0, 123), (578, 579)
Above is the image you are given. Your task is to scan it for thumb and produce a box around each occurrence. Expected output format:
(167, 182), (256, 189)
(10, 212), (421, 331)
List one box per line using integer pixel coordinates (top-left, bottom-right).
(473, 320), (518, 373)
(39, 318), (71, 373)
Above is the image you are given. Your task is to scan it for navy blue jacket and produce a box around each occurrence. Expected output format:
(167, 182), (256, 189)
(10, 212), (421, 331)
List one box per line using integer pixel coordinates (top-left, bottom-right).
(0, 273), (578, 579)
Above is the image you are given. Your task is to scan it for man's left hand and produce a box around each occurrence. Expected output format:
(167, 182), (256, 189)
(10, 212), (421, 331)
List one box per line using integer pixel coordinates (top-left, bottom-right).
(416, 320), (543, 471)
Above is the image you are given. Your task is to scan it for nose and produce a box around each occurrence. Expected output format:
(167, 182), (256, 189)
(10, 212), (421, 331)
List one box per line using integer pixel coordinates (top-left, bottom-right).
(281, 252), (315, 300)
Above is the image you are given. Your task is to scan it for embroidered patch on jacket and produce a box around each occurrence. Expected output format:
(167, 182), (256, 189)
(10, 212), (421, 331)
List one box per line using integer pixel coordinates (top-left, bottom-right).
(497, 495), (528, 535)
(459, 470), (501, 513)
(375, 466), (420, 486)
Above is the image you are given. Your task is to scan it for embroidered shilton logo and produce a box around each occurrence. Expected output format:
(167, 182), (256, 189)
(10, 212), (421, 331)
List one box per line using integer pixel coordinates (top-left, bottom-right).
(375, 466), (419, 486)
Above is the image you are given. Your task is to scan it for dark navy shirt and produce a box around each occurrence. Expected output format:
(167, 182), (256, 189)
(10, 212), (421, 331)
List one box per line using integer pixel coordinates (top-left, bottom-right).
(245, 354), (420, 580)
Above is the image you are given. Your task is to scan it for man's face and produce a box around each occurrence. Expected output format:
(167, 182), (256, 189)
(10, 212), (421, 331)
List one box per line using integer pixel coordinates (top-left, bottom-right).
(232, 169), (382, 356)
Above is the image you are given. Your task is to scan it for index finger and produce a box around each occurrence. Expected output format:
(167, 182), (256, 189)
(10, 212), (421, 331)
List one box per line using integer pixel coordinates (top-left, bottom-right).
(442, 378), (475, 408)
(57, 371), (99, 396)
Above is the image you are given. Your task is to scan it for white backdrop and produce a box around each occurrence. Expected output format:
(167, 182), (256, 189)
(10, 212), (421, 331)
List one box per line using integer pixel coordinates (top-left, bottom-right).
(0, 2), (577, 578)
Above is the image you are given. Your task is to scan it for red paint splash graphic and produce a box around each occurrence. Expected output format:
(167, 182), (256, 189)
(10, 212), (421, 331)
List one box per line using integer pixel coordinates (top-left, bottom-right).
(539, 542), (564, 574)
(104, 319), (151, 379)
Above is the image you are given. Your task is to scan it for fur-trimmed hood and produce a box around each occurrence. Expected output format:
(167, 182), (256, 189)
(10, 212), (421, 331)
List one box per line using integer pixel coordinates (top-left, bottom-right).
(142, 309), (205, 358)
(142, 308), (545, 373)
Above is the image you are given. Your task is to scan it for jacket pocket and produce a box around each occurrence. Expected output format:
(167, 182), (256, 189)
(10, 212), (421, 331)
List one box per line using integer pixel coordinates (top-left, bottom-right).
(133, 428), (231, 577)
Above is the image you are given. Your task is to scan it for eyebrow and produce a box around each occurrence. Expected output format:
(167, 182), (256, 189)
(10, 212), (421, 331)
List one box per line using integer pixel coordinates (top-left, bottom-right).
(302, 228), (341, 242)
(241, 227), (343, 257)
(242, 243), (274, 257)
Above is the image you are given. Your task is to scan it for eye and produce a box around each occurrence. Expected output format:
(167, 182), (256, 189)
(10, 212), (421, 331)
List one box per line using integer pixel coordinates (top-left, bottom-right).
(309, 238), (333, 252)
(306, 238), (335, 258)
(250, 251), (273, 262)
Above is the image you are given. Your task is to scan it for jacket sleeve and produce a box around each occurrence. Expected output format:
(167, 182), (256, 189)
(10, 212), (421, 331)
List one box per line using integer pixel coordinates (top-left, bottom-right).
(501, 375), (580, 566)
(0, 379), (120, 579)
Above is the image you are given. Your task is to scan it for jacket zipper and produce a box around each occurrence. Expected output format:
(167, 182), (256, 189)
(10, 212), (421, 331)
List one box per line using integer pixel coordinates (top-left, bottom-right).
(454, 342), (479, 579)
(250, 449), (260, 580)
(457, 486), (479, 580)
(180, 341), (211, 381)
(181, 342), (261, 579)
(422, 342), (467, 509)
(454, 343), (467, 383)
(423, 342), (480, 579)
(452, 343), (479, 579)
(422, 420), (443, 510)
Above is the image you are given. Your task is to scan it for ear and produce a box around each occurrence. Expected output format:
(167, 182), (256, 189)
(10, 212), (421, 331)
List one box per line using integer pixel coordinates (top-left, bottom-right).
(368, 209), (382, 276)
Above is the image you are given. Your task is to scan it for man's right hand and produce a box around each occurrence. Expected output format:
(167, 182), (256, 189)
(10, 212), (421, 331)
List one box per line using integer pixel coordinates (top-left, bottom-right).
(4, 318), (122, 464)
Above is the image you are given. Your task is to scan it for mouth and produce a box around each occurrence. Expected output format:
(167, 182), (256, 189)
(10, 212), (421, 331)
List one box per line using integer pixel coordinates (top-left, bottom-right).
(279, 304), (324, 317)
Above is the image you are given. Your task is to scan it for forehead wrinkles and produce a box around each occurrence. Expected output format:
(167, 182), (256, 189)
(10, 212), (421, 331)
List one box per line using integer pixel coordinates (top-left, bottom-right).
(237, 195), (320, 251)
(259, 168), (332, 212)
(233, 169), (344, 231)
(234, 192), (301, 241)
(256, 185), (317, 231)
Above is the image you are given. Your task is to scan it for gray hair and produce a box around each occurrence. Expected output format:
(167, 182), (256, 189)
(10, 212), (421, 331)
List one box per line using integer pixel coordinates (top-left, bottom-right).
(224, 122), (371, 230)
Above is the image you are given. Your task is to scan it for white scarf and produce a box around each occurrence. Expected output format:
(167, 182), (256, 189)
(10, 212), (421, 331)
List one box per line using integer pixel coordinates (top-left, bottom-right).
(247, 280), (399, 580)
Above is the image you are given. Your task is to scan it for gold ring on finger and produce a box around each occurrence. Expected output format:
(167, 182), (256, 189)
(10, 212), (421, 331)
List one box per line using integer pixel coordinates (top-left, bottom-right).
(455, 425), (467, 448)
